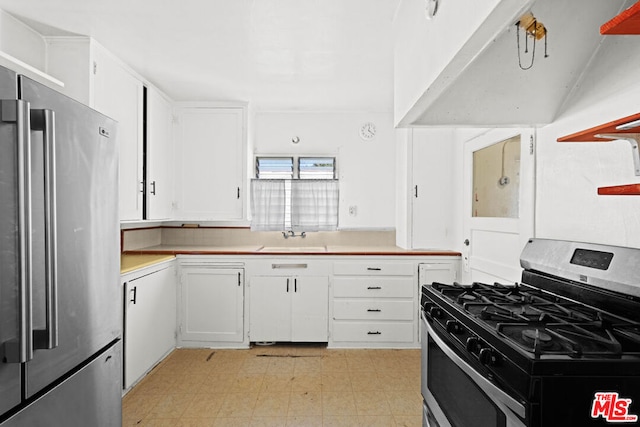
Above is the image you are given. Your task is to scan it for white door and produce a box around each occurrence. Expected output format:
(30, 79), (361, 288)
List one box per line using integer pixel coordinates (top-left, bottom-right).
(146, 87), (174, 220)
(462, 129), (535, 284)
(124, 265), (176, 389)
(291, 276), (328, 342)
(93, 47), (144, 221)
(411, 128), (454, 249)
(174, 107), (245, 220)
(180, 267), (244, 343)
(249, 276), (291, 342)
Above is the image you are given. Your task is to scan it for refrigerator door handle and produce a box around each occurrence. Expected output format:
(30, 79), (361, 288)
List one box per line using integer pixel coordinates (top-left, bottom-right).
(31, 109), (59, 351)
(1, 99), (34, 363)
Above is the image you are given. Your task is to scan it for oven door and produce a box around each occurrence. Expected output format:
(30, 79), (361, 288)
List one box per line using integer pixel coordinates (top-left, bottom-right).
(420, 312), (526, 427)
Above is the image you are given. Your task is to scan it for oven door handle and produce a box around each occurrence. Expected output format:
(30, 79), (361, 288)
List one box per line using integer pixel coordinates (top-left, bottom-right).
(424, 315), (526, 419)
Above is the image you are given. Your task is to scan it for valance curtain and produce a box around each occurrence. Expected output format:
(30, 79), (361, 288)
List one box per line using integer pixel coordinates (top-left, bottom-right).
(250, 179), (339, 232)
(290, 179), (339, 231)
(250, 179), (286, 231)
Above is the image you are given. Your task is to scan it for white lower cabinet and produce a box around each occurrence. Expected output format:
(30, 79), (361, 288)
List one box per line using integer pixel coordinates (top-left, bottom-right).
(249, 276), (329, 342)
(331, 260), (417, 348)
(179, 265), (245, 346)
(122, 261), (176, 390)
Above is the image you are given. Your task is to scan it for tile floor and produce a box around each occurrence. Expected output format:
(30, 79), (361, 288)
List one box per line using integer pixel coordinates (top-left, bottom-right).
(122, 344), (422, 426)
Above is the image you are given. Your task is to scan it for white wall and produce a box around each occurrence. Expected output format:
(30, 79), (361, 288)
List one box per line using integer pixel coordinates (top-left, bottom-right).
(534, 33), (640, 248)
(0, 10), (46, 70)
(253, 111), (396, 229)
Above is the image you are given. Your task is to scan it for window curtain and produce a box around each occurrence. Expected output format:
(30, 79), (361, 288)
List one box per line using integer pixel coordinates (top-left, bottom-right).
(250, 179), (286, 231)
(290, 179), (339, 231)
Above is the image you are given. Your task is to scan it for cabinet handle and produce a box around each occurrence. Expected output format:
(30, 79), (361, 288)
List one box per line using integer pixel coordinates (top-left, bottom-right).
(286, 278), (289, 292)
(367, 309), (381, 312)
(130, 286), (137, 304)
(367, 331), (382, 335)
(237, 187), (240, 199)
(139, 181), (145, 193)
(237, 272), (241, 287)
(150, 180), (156, 195)
(367, 286), (382, 290)
(367, 267), (382, 271)
(294, 278), (297, 292)
(272, 264), (307, 269)
(414, 185), (418, 198)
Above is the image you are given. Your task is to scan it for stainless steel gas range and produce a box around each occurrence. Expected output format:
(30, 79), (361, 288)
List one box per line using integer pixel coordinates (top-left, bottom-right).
(420, 239), (640, 427)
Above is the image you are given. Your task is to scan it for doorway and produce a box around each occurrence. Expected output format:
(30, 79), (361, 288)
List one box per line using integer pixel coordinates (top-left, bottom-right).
(462, 129), (535, 284)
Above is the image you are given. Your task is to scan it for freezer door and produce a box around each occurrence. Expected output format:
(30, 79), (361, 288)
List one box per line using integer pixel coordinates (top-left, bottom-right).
(1, 341), (122, 427)
(19, 76), (121, 397)
(0, 67), (23, 416)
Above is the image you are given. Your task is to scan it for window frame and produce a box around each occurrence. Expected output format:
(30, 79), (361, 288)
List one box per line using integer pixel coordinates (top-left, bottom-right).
(255, 155), (337, 180)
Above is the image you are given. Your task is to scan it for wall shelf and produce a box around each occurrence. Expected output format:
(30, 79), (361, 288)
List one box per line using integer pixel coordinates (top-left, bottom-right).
(558, 112), (640, 195)
(598, 184), (640, 196)
(601, 1), (640, 35)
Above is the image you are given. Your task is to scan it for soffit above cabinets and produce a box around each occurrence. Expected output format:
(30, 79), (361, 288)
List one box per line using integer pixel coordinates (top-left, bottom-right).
(399, 0), (628, 127)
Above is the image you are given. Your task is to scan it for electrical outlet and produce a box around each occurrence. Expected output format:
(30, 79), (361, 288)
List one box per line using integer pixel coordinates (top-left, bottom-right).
(349, 206), (357, 216)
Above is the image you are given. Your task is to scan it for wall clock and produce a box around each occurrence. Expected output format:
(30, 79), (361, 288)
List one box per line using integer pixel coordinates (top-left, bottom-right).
(359, 122), (376, 140)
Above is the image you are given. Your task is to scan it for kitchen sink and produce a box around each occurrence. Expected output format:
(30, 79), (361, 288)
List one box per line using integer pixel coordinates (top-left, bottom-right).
(259, 246), (326, 252)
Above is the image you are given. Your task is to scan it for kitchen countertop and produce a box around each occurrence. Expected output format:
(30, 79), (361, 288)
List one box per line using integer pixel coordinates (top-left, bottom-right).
(123, 244), (461, 257)
(121, 254), (176, 274)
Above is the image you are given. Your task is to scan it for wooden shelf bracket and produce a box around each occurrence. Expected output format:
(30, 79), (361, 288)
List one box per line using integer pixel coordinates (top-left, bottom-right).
(594, 133), (640, 176)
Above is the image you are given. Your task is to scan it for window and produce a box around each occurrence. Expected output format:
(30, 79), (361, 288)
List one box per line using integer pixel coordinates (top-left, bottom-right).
(255, 157), (293, 179)
(251, 156), (338, 231)
(298, 157), (335, 179)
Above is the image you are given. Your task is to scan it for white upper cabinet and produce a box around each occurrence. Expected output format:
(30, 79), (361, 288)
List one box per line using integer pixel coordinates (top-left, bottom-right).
(146, 87), (174, 220)
(46, 37), (145, 221)
(92, 46), (144, 221)
(173, 104), (246, 221)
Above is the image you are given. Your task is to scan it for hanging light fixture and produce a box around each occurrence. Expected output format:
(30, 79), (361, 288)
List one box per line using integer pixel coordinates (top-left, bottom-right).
(516, 12), (549, 70)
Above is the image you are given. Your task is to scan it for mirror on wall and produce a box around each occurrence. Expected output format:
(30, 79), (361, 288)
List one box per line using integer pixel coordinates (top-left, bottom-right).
(472, 135), (520, 218)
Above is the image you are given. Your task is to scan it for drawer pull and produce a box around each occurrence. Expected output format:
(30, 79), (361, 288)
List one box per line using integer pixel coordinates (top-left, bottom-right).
(367, 331), (382, 335)
(367, 309), (381, 312)
(367, 286), (382, 290)
(367, 267), (382, 271)
(272, 263), (307, 269)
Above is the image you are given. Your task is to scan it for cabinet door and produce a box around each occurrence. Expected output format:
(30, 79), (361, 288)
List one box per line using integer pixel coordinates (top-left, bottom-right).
(180, 267), (244, 343)
(249, 276), (291, 342)
(411, 129), (454, 249)
(93, 47), (144, 221)
(146, 87), (174, 219)
(124, 265), (176, 389)
(418, 262), (458, 285)
(174, 107), (245, 220)
(292, 276), (328, 342)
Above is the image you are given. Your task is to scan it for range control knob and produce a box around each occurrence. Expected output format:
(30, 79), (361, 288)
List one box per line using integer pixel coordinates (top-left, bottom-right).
(446, 320), (462, 334)
(479, 348), (498, 366)
(465, 337), (480, 353)
(428, 306), (443, 319)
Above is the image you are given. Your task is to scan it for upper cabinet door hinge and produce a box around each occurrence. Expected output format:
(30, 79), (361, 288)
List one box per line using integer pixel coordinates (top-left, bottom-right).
(529, 135), (535, 155)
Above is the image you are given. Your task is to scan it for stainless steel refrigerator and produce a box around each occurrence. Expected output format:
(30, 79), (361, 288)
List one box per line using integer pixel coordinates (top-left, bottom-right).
(0, 65), (122, 426)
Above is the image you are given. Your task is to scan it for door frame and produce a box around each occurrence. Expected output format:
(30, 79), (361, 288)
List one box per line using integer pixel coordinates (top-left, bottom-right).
(461, 128), (536, 283)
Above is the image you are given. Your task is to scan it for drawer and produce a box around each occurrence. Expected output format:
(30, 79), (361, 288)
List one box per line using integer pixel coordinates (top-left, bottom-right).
(333, 299), (414, 321)
(333, 261), (414, 276)
(332, 321), (414, 343)
(333, 277), (414, 298)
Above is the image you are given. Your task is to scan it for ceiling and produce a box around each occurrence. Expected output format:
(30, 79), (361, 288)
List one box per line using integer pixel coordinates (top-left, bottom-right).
(0, 0), (399, 111)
